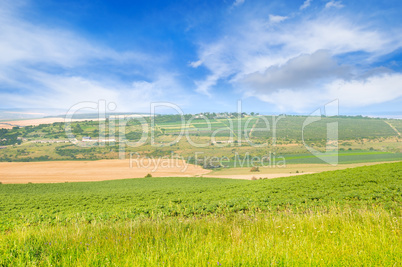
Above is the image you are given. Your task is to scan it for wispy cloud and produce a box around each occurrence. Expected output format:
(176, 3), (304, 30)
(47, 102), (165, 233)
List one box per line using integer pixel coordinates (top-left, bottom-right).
(0, 1), (186, 111)
(268, 14), (288, 23)
(0, 2), (144, 68)
(232, 0), (245, 7)
(1, 68), (188, 111)
(325, 1), (344, 9)
(189, 60), (203, 68)
(300, 0), (312, 10)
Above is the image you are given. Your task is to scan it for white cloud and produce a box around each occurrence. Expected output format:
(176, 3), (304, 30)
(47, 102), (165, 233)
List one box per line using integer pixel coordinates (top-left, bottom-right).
(191, 9), (402, 107)
(192, 42), (234, 96)
(252, 73), (402, 113)
(233, 0), (245, 7)
(194, 75), (219, 97)
(0, 75), (119, 109)
(0, 1), (179, 111)
(189, 60), (203, 68)
(0, 69), (187, 112)
(268, 14), (288, 23)
(281, 18), (389, 56)
(325, 1), (344, 9)
(300, 0), (312, 10)
(0, 3), (144, 68)
(326, 74), (402, 107)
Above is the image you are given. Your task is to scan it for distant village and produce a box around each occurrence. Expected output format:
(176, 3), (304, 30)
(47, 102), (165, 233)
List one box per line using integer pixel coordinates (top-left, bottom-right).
(193, 112), (260, 119)
(81, 137), (116, 142)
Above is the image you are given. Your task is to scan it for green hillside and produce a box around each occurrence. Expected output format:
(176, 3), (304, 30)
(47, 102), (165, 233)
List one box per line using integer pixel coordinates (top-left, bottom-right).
(1, 115), (401, 163)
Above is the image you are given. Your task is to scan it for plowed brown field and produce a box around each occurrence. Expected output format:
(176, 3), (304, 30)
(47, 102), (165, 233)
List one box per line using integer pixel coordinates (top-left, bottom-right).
(0, 159), (210, 183)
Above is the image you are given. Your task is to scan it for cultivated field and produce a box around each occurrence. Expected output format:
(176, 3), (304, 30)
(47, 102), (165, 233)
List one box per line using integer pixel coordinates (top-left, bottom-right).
(0, 162), (400, 265)
(1, 158), (398, 183)
(0, 117), (104, 129)
(206, 161), (399, 178)
(0, 159), (210, 183)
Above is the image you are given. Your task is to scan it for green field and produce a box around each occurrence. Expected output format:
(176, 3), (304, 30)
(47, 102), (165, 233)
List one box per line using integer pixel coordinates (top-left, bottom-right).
(283, 150), (402, 164)
(253, 116), (397, 140)
(0, 162), (401, 265)
(204, 150), (402, 168)
(389, 119), (402, 134)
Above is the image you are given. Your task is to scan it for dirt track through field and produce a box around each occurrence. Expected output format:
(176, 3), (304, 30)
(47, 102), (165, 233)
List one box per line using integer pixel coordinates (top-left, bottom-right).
(0, 159), (210, 184)
(1, 160), (397, 184)
(203, 172), (315, 180)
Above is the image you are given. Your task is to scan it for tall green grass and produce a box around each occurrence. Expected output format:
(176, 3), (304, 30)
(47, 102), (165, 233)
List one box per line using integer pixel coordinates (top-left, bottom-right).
(0, 207), (400, 266)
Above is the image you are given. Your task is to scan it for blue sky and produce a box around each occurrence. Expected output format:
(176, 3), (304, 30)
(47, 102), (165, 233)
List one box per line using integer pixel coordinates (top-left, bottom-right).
(0, 0), (402, 115)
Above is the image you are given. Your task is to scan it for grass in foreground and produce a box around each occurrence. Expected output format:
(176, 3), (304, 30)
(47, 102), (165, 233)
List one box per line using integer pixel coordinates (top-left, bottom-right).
(0, 162), (401, 265)
(0, 207), (400, 266)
